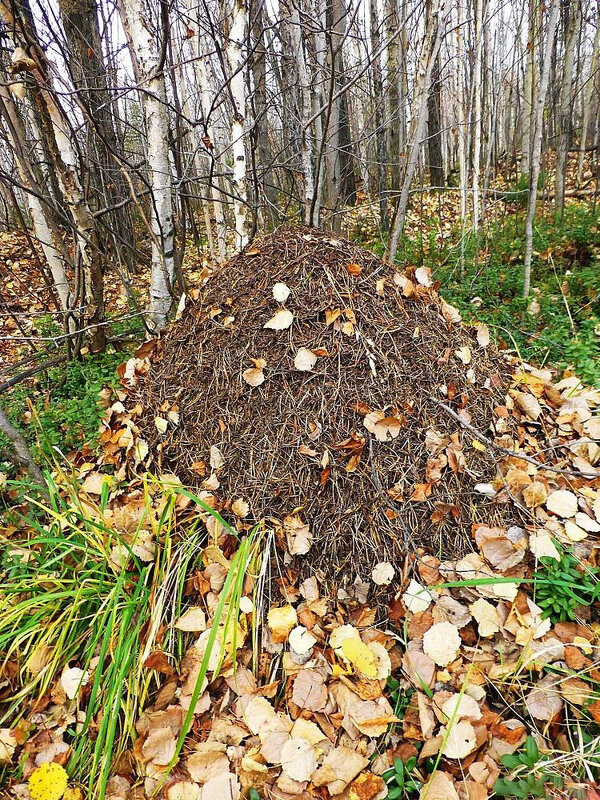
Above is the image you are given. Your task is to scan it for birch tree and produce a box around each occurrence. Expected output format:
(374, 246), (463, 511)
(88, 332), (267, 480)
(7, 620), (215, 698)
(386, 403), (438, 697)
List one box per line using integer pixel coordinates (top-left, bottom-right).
(119, 0), (175, 330)
(522, 0), (561, 297)
(386, 0), (449, 262)
(555, 0), (581, 215)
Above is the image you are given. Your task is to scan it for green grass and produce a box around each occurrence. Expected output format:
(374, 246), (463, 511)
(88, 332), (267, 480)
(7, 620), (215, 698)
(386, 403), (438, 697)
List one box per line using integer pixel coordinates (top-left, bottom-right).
(356, 202), (600, 385)
(0, 467), (262, 798)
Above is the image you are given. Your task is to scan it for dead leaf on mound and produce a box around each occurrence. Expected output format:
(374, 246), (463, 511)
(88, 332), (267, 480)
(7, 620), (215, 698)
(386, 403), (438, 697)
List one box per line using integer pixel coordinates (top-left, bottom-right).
(441, 298), (462, 325)
(284, 515), (312, 555)
(546, 489), (578, 518)
(264, 308), (294, 330)
(272, 282), (291, 302)
(363, 410), (401, 442)
(423, 621), (461, 667)
(470, 598), (501, 638)
(476, 323), (490, 348)
(267, 605), (298, 643)
(242, 367), (265, 387)
(294, 347), (318, 372)
(371, 561), (395, 585)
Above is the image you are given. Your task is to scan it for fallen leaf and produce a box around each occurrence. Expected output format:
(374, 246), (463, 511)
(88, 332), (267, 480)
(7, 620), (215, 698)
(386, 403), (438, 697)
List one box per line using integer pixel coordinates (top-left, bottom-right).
(402, 579), (433, 614)
(346, 262), (363, 276)
(341, 636), (378, 679)
(175, 607), (207, 632)
(470, 598), (500, 638)
(526, 675), (563, 720)
(292, 669), (327, 711)
(312, 746), (369, 795)
(280, 737), (317, 782)
(231, 498), (249, 518)
(272, 282), (291, 302)
(422, 621), (461, 666)
(513, 391), (542, 420)
(284, 515), (312, 555)
(264, 308), (294, 330)
(294, 347), (318, 371)
(142, 727), (177, 766)
(371, 561), (395, 585)
(455, 346), (472, 365)
(154, 416), (168, 434)
(546, 489), (578, 518)
(420, 771), (460, 800)
(415, 267), (432, 286)
(242, 367), (265, 387)
(60, 665), (88, 700)
(267, 605), (298, 643)
(440, 720), (477, 759)
(476, 323), (490, 348)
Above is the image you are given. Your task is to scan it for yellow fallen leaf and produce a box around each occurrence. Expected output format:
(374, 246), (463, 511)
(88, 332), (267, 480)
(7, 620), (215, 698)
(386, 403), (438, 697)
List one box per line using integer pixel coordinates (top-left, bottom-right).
(341, 636), (378, 679)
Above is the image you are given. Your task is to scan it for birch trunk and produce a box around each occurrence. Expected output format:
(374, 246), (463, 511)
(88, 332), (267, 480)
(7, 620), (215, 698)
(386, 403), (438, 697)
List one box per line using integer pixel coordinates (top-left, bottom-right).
(523, 0), (561, 297)
(471, 0), (484, 230)
(555, 0), (581, 215)
(226, 0), (251, 249)
(386, 0), (448, 262)
(0, 84), (72, 317)
(577, 13), (600, 184)
(289, 4), (315, 224)
(119, 0), (175, 330)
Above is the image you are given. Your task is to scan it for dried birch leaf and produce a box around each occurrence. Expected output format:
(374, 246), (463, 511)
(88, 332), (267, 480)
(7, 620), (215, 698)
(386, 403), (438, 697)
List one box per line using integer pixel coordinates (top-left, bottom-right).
(422, 621), (461, 666)
(264, 308), (294, 330)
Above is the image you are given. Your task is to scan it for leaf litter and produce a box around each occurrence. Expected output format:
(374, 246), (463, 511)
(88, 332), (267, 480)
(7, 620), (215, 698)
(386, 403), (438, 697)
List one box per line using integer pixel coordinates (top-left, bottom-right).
(2, 226), (600, 799)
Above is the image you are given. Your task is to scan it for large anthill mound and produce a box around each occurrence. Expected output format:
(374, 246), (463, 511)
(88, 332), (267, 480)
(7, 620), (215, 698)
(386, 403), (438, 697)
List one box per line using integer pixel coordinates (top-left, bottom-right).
(134, 226), (518, 581)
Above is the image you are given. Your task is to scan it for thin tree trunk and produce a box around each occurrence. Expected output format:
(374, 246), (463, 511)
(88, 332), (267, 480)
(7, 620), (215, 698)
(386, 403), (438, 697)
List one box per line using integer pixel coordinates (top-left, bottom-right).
(523, 0), (561, 297)
(577, 12), (600, 184)
(119, 0), (175, 330)
(226, 0), (252, 249)
(0, 406), (45, 488)
(555, 0), (581, 216)
(386, 0), (448, 262)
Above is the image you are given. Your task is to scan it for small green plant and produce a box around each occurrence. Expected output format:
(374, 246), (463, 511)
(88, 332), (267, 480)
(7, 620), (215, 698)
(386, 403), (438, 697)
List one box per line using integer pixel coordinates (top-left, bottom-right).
(383, 756), (423, 799)
(494, 736), (564, 798)
(533, 551), (600, 622)
(387, 677), (414, 718)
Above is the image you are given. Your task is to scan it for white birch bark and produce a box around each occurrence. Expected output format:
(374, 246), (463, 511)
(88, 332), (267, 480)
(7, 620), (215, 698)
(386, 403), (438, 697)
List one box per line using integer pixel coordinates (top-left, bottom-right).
(0, 84), (72, 316)
(289, 5), (315, 223)
(225, 0), (251, 249)
(523, 0), (561, 297)
(119, 0), (175, 330)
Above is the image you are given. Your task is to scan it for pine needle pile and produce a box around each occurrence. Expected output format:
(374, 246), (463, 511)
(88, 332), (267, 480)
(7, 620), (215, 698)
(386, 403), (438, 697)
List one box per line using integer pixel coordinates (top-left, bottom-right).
(132, 226), (517, 581)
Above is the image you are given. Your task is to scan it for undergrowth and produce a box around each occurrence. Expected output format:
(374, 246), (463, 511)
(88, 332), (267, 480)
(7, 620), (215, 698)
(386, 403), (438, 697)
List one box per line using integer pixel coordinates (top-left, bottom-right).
(0, 467), (261, 798)
(357, 202), (600, 385)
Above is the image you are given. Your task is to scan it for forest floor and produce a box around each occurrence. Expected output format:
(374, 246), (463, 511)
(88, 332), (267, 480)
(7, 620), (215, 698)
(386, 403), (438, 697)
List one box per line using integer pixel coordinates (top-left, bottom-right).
(0, 162), (599, 800)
